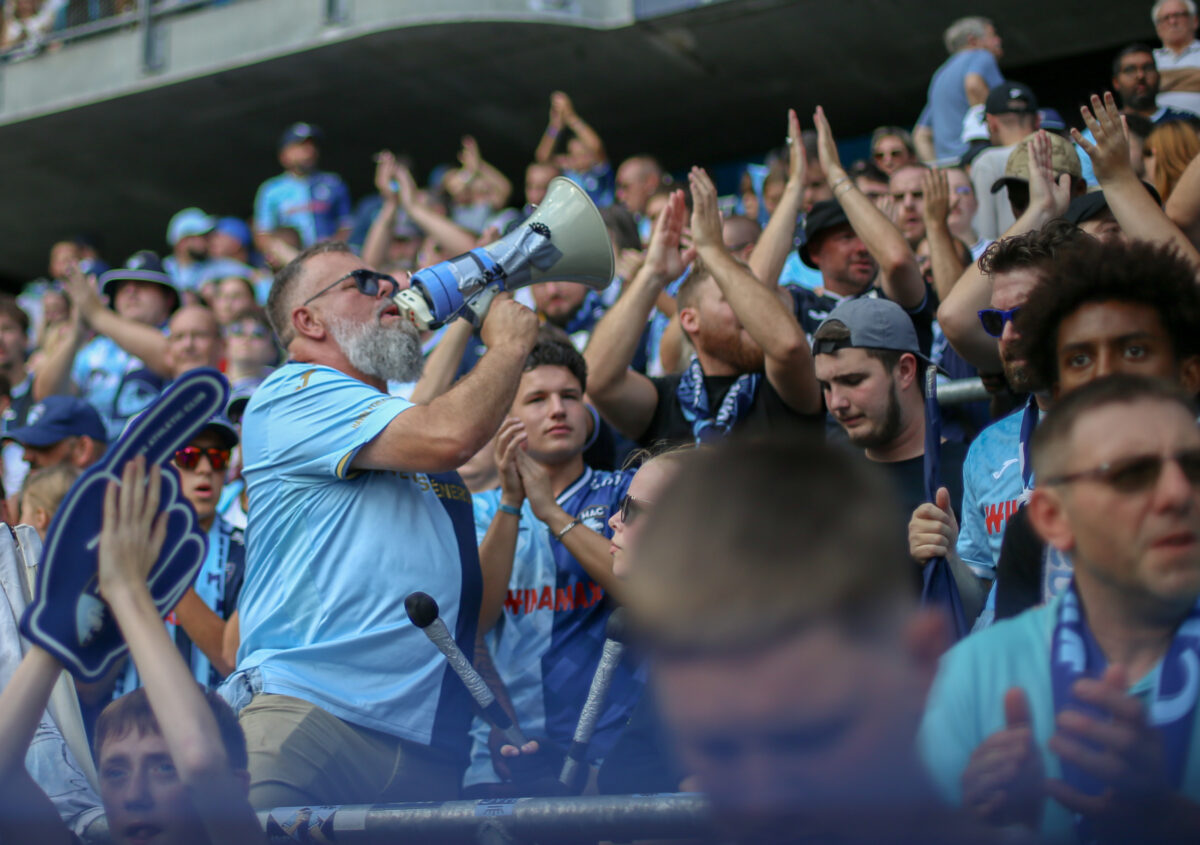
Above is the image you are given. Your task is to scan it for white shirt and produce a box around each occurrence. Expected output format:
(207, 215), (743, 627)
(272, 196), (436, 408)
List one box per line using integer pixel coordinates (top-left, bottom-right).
(1155, 40), (1200, 116)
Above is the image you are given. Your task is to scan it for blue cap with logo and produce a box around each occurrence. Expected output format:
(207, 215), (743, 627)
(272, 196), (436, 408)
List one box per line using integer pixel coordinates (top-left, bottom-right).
(98, 251), (181, 313)
(279, 122), (323, 150)
(4, 396), (108, 447)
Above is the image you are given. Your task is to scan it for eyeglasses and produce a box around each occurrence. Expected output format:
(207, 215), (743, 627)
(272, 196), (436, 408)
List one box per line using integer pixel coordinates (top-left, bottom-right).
(225, 322), (270, 340)
(1043, 448), (1200, 493)
(618, 494), (652, 527)
(1158, 11), (1192, 24)
(978, 307), (1022, 338)
(302, 268), (398, 306)
(173, 446), (232, 472)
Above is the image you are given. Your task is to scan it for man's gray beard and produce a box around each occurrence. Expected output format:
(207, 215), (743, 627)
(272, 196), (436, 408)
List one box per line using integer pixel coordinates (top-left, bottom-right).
(327, 313), (424, 383)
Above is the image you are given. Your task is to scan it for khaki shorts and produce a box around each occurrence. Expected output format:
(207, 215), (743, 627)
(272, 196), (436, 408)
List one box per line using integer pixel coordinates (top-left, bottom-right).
(239, 693), (463, 809)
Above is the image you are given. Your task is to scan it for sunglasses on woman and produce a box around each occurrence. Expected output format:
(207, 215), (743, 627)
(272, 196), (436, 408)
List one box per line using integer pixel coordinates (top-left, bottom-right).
(618, 494), (652, 526)
(173, 446), (232, 472)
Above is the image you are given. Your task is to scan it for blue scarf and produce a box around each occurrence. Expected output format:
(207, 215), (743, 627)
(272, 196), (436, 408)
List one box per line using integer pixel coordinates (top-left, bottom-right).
(676, 356), (760, 443)
(921, 366), (969, 640)
(1051, 581), (1200, 841)
(1018, 399), (1040, 500)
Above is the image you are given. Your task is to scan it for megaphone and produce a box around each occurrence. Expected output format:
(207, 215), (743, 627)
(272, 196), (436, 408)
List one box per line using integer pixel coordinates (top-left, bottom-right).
(394, 176), (615, 329)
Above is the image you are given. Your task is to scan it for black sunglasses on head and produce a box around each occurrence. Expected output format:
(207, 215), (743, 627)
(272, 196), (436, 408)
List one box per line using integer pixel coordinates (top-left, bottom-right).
(303, 268), (398, 306)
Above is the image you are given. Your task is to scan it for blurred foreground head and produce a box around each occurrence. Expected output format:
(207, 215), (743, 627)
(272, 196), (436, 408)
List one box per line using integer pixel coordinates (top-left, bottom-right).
(628, 436), (951, 844)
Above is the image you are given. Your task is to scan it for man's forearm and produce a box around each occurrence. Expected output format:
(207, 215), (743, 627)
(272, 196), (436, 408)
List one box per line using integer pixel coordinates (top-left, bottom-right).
(362, 200), (399, 269)
(914, 127), (936, 163)
(410, 319), (474, 405)
(925, 219), (966, 302)
(827, 166), (924, 307)
(750, 182), (803, 286)
(86, 309), (170, 377)
(478, 513), (520, 633)
(404, 201), (476, 257)
(699, 245), (806, 361)
(32, 332), (82, 401)
(1105, 171), (1200, 265)
(584, 266), (664, 396)
(1166, 153), (1200, 247)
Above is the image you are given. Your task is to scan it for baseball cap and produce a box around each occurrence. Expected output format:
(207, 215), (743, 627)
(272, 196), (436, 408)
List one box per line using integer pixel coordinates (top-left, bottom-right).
(1066, 182), (1162, 225)
(167, 207), (216, 246)
(799, 200), (853, 269)
(279, 122), (322, 150)
(1038, 108), (1067, 132)
(213, 216), (252, 250)
(194, 414), (239, 450)
(991, 132), (1082, 194)
(813, 297), (946, 372)
(225, 377), (265, 425)
(5, 396), (107, 447)
(99, 251), (181, 313)
(985, 82), (1038, 116)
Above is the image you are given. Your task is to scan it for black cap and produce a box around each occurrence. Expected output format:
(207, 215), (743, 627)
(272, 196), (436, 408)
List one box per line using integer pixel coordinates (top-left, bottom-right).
(985, 82), (1038, 116)
(799, 200), (852, 269)
(1066, 183), (1162, 225)
(278, 122), (323, 150)
(99, 250), (181, 313)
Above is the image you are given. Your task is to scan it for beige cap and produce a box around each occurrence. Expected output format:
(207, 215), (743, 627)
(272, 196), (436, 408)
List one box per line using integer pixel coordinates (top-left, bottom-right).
(991, 132), (1082, 193)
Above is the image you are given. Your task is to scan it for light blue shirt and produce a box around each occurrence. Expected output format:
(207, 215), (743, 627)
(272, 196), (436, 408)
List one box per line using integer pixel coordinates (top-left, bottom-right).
(253, 171), (352, 247)
(957, 407), (1025, 578)
(919, 596), (1200, 842)
(918, 49), (1005, 161)
(71, 335), (164, 441)
(233, 363), (481, 752)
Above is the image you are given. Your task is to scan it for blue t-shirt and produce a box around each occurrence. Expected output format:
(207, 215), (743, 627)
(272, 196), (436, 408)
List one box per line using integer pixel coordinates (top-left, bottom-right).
(253, 171), (353, 247)
(464, 467), (643, 786)
(71, 335), (165, 442)
(918, 49), (1005, 160)
(564, 162), (615, 208)
(956, 404), (1027, 579)
(919, 595), (1200, 841)
(233, 362), (481, 753)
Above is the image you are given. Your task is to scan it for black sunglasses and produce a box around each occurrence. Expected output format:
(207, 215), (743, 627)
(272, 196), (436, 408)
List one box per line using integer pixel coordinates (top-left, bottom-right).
(978, 307), (1021, 338)
(1043, 448), (1200, 493)
(303, 268), (398, 306)
(618, 494), (652, 526)
(173, 446), (232, 472)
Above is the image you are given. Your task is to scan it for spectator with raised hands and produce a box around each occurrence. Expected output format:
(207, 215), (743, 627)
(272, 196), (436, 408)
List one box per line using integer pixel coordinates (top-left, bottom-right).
(0, 457), (264, 845)
(585, 170), (819, 448)
(535, 91), (613, 208)
(443, 135), (513, 223)
(367, 151), (476, 266)
(1074, 91), (1200, 264)
(939, 130), (1081, 372)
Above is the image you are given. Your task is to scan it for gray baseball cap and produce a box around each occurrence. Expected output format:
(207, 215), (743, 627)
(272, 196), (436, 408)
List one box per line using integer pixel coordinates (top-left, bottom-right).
(813, 297), (946, 373)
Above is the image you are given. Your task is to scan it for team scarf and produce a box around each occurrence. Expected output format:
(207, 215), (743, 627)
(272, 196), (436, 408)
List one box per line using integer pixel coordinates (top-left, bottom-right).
(921, 366), (969, 640)
(1051, 580), (1200, 842)
(1018, 399), (1040, 501)
(676, 356), (760, 443)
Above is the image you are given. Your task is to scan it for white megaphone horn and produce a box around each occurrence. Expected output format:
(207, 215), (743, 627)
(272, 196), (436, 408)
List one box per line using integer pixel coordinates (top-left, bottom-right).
(393, 176), (615, 329)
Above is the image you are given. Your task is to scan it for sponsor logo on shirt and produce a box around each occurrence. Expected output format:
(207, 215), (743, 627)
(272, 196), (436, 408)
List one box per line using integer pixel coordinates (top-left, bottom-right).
(984, 498), (1021, 534)
(503, 582), (606, 615)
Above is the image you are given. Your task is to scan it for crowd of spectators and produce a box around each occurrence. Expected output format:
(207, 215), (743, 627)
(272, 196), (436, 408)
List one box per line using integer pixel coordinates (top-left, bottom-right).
(5, 4), (1200, 845)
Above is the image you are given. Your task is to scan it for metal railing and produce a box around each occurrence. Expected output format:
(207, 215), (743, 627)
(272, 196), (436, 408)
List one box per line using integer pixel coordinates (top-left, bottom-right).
(81, 793), (710, 844)
(0, 0), (347, 69)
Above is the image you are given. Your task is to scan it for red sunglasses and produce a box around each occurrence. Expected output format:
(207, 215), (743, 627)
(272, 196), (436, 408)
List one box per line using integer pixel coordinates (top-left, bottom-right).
(173, 446), (231, 472)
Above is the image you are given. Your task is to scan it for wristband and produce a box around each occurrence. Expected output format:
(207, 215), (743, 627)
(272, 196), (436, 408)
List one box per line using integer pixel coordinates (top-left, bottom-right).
(829, 175), (850, 191)
(555, 518), (582, 541)
(497, 503), (521, 518)
(834, 181), (855, 198)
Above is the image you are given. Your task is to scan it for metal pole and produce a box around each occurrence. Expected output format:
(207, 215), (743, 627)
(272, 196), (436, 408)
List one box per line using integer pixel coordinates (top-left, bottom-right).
(140, 0), (163, 74)
(82, 793), (710, 844)
(936, 377), (990, 407)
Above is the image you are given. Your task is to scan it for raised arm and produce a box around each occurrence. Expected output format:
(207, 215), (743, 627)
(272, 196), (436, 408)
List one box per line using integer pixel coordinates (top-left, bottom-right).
(0, 646), (76, 845)
(173, 589), (236, 678)
(449, 137), (513, 209)
(922, 168), (967, 302)
(1074, 92), (1200, 266)
(477, 419), (525, 632)
(554, 92), (606, 163)
(939, 131), (1071, 369)
(64, 274), (170, 378)
(689, 168), (820, 415)
(97, 458), (263, 844)
(352, 299), (539, 474)
(32, 302), (86, 401)
(584, 193), (690, 439)
(749, 109), (805, 286)
(535, 94), (566, 165)
(394, 164), (477, 257)
(1165, 150), (1200, 248)
(813, 107), (926, 309)
(409, 318), (476, 405)
(361, 151), (403, 270)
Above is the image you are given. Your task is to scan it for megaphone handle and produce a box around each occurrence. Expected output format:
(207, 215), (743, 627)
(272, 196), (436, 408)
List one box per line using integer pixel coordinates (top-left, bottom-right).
(462, 286), (500, 329)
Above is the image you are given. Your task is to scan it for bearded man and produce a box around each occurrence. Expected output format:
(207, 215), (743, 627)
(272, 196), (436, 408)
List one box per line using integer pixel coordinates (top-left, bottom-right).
(223, 242), (538, 809)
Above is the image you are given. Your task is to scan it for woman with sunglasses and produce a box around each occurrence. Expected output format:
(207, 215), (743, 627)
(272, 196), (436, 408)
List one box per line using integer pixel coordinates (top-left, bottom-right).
(607, 447), (693, 579)
(223, 306), (280, 390)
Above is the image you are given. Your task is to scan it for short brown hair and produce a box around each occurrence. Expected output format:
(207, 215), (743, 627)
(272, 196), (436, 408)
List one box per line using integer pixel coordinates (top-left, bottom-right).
(628, 436), (909, 655)
(266, 240), (355, 345)
(0, 295), (29, 335)
(977, 218), (1088, 279)
(94, 686), (248, 771)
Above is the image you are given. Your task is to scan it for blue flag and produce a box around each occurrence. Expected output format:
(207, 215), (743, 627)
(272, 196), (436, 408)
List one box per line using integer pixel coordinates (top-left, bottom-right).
(921, 366), (969, 641)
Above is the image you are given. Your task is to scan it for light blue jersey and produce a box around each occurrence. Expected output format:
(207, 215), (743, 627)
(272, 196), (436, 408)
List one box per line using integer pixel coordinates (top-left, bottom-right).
(464, 468), (643, 787)
(232, 363), (481, 756)
(957, 405), (1027, 578)
(253, 171), (352, 247)
(71, 335), (164, 441)
(918, 596), (1200, 842)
